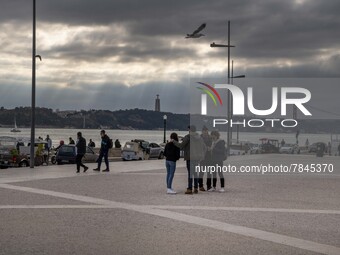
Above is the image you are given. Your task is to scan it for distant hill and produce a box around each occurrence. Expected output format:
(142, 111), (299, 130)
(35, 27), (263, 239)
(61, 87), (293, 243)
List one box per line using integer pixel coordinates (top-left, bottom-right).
(0, 107), (189, 130)
(0, 107), (339, 133)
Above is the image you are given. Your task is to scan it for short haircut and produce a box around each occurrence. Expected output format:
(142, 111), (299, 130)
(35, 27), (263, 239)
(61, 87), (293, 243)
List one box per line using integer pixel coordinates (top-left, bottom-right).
(211, 130), (220, 139)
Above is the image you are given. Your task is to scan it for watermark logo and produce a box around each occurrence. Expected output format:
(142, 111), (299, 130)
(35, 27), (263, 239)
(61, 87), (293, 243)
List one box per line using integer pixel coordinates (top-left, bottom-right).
(197, 83), (312, 128)
(196, 82), (223, 115)
(199, 83), (311, 116)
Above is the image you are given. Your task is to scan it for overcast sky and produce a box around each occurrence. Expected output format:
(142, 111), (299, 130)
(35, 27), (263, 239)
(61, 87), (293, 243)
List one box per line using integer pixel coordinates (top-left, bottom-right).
(0, 0), (339, 118)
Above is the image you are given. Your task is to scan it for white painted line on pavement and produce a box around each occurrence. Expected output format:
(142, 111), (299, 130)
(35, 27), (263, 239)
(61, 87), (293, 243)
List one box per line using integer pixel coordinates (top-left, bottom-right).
(0, 183), (339, 255)
(0, 205), (112, 209)
(1, 204), (339, 215)
(151, 205), (340, 215)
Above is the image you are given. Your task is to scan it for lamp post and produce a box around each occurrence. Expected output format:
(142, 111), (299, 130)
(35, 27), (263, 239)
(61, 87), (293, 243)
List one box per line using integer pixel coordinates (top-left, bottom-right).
(231, 60), (245, 144)
(30, 0), (36, 168)
(163, 115), (167, 143)
(210, 20), (234, 156)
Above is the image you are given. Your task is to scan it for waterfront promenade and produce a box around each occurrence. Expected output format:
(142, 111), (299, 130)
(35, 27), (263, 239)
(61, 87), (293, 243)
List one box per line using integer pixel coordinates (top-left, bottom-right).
(0, 154), (339, 255)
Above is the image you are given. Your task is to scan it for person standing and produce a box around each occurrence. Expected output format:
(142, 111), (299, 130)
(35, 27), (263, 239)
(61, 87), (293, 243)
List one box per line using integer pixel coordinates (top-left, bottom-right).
(75, 132), (88, 173)
(280, 139), (285, 147)
(45, 135), (52, 165)
(163, 133), (181, 194)
(198, 126), (212, 191)
(88, 139), (95, 148)
(69, 137), (75, 145)
(173, 125), (205, 195)
(305, 139), (309, 149)
(207, 130), (226, 192)
(115, 139), (122, 148)
(93, 130), (111, 172)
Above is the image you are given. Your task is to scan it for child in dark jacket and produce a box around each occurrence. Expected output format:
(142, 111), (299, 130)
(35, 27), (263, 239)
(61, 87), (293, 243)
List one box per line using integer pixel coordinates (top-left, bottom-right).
(163, 133), (181, 194)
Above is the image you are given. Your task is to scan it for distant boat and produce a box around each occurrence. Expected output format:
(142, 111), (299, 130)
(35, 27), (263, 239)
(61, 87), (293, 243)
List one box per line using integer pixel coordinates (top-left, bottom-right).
(10, 117), (21, 133)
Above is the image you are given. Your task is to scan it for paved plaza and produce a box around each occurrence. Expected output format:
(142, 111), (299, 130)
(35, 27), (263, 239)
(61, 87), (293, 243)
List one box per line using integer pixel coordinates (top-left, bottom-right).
(0, 154), (339, 255)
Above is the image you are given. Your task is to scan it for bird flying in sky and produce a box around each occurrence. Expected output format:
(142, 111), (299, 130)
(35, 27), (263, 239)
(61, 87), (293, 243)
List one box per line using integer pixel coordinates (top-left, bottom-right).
(35, 55), (42, 61)
(185, 23), (206, 38)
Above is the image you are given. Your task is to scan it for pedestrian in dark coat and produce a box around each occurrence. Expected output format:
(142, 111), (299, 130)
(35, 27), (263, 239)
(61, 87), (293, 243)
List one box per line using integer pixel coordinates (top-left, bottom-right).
(93, 130), (111, 172)
(76, 132), (88, 173)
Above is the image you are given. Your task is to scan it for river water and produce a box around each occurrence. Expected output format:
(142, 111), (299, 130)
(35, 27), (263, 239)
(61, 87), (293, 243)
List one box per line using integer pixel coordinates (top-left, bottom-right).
(0, 128), (337, 148)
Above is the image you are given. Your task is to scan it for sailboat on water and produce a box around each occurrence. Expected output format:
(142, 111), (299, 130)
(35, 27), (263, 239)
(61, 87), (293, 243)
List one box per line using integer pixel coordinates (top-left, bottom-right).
(10, 117), (21, 133)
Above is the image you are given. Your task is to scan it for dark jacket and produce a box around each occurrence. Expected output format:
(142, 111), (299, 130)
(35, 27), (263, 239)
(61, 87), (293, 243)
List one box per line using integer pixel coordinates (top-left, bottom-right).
(76, 137), (87, 155)
(201, 133), (212, 164)
(173, 132), (205, 161)
(164, 142), (180, 162)
(211, 139), (226, 163)
(101, 135), (110, 151)
(173, 134), (190, 160)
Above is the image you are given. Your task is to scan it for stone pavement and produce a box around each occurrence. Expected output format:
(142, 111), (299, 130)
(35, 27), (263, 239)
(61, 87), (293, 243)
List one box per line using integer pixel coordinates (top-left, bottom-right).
(0, 154), (339, 255)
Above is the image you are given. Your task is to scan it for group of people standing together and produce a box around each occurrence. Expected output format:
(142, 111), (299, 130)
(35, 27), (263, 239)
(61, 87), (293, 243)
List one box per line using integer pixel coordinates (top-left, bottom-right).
(164, 125), (226, 195)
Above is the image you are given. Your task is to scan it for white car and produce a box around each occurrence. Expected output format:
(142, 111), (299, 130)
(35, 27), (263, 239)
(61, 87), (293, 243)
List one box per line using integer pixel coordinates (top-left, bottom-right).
(121, 141), (147, 161)
(279, 144), (300, 154)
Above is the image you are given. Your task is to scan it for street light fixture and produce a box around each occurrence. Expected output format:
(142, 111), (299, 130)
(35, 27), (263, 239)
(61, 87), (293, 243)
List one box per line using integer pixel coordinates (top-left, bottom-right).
(163, 115), (167, 143)
(210, 20), (235, 156)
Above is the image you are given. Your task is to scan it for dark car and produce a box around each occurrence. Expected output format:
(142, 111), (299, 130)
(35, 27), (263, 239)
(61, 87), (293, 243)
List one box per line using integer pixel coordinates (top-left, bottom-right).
(55, 145), (98, 165)
(260, 143), (279, 153)
(309, 142), (327, 153)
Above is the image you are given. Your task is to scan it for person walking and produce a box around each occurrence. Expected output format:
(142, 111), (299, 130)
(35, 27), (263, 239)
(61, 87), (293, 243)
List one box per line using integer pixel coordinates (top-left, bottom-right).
(173, 125), (205, 195)
(163, 133), (181, 194)
(75, 132), (88, 173)
(198, 126), (212, 191)
(207, 130), (226, 192)
(93, 130), (111, 172)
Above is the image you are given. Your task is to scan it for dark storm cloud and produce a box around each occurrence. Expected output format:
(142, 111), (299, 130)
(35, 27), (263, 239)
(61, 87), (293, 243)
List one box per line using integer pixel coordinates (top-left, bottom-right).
(1, 0), (340, 114)
(3, 0), (339, 68)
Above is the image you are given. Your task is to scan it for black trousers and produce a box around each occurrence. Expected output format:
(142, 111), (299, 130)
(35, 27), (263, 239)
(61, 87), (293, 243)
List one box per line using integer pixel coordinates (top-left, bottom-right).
(198, 156), (211, 188)
(76, 154), (86, 171)
(207, 161), (225, 189)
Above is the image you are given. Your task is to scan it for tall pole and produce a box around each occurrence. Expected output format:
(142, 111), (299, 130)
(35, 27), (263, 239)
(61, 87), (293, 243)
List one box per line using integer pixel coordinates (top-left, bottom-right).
(231, 59), (234, 141)
(210, 20), (235, 155)
(227, 21), (231, 156)
(30, 0), (36, 168)
(163, 118), (167, 143)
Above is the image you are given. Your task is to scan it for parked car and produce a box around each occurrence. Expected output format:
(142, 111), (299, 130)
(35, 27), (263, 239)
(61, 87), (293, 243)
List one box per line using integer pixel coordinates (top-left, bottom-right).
(147, 143), (164, 159)
(55, 145), (98, 165)
(121, 141), (147, 161)
(279, 144), (300, 154)
(261, 143), (279, 153)
(309, 142), (327, 153)
(0, 136), (35, 168)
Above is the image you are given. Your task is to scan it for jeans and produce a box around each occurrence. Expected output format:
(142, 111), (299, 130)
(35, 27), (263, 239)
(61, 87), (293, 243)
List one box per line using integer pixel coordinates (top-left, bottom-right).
(166, 160), (176, 189)
(97, 149), (109, 169)
(76, 154), (86, 171)
(186, 160), (199, 190)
